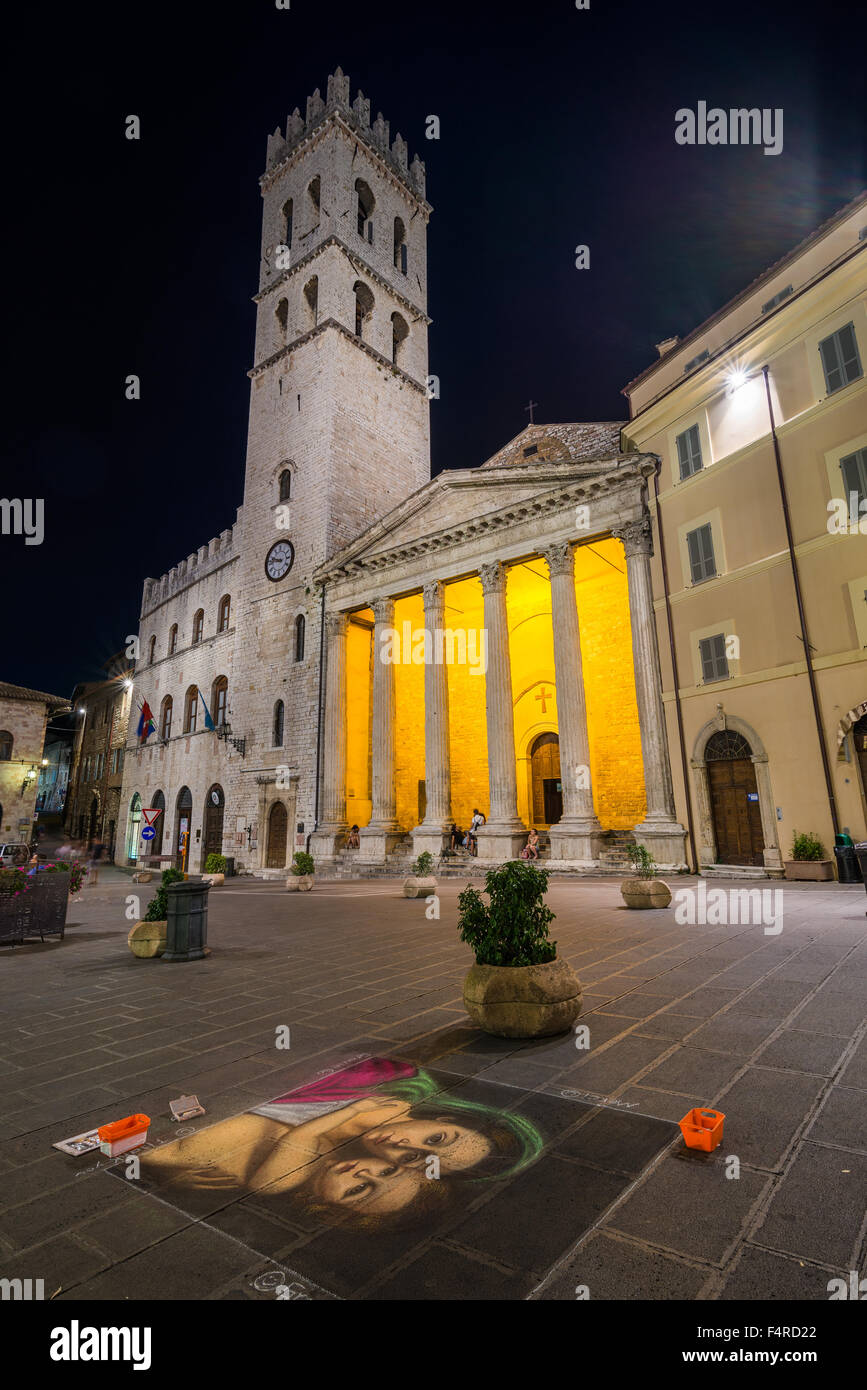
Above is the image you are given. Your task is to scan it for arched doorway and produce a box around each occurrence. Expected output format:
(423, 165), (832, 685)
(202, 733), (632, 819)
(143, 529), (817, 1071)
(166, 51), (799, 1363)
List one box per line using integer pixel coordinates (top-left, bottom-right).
(174, 786), (193, 870)
(853, 713), (867, 815)
(266, 800), (288, 868)
(705, 730), (764, 866)
(149, 790), (166, 856)
(125, 794), (142, 864)
(530, 733), (562, 829)
(203, 784), (225, 867)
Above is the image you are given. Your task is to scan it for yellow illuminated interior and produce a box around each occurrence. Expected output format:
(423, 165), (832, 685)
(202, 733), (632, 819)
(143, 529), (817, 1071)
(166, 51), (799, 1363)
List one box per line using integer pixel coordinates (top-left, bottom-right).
(344, 537), (646, 834)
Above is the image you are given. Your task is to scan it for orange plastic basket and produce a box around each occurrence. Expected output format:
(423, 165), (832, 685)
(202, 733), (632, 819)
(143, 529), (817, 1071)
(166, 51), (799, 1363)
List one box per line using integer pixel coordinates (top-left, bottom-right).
(97, 1113), (151, 1156)
(678, 1107), (725, 1152)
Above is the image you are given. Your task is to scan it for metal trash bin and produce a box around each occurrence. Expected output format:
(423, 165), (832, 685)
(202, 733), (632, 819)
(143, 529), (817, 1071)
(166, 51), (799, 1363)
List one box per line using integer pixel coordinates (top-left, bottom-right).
(853, 844), (867, 906)
(834, 845), (862, 884)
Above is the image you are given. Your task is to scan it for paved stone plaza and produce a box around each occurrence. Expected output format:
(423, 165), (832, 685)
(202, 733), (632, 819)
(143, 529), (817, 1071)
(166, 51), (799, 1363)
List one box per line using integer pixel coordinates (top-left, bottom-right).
(1, 872), (865, 1301)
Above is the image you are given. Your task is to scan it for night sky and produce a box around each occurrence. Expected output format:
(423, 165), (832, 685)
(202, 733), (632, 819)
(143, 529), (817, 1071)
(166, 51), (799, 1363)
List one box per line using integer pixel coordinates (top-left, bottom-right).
(4, 0), (863, 697)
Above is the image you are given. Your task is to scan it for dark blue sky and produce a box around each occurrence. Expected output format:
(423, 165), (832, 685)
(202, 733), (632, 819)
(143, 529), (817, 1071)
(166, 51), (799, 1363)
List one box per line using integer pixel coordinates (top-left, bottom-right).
(4, 0), (863, 694)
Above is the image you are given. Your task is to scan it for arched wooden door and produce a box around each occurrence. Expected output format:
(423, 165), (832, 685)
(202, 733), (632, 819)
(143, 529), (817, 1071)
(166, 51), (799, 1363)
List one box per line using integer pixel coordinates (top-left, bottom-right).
(150, 790), (166, 856)
(266, 801), (288, 868)
(706, 730), (764, 866)
(530, 733), (562, 829)
(854, 714), (867, 815)
(202, 785), (225, 866)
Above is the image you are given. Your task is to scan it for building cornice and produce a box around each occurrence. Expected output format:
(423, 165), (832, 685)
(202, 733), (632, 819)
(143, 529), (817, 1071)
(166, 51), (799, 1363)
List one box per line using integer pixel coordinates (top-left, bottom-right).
(248, 315), (428, 395)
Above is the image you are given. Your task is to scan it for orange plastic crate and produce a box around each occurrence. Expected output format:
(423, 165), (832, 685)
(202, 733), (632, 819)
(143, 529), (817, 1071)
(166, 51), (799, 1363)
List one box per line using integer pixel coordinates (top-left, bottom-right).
(97, 1113), (151, 1157)
(678, 1107), (725, 1152)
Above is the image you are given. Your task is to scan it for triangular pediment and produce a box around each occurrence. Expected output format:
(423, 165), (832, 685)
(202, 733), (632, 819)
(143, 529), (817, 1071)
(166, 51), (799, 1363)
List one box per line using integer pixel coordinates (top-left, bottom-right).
(316, 421), (637, 580)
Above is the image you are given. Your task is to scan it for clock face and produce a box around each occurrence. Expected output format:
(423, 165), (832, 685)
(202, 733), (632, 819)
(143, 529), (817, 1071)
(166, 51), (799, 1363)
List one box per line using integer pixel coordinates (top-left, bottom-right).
(265, 540), (294, 581)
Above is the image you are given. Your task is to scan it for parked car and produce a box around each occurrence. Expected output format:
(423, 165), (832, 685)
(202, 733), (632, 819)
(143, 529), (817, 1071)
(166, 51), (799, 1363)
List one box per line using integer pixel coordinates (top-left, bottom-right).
(0, 842), (31, 869)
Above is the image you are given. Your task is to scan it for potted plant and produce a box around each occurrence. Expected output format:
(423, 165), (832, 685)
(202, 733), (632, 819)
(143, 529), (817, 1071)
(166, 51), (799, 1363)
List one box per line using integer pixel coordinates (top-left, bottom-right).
(0, 867), (31, 946)
(620, 843), (672, 908)
(286, 850), (315, 892)
(202, 853), (227, 887)
(784, 831), (834, 882)
(403, 849), (436, 899)
(458, 861), (582, 1038)
(128, 867), (184, 958)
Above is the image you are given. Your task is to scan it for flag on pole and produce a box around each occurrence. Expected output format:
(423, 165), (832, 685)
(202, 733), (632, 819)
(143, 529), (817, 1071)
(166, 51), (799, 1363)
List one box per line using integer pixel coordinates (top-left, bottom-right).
(137, 700), (155, 744)
(198, 690), (215, 732)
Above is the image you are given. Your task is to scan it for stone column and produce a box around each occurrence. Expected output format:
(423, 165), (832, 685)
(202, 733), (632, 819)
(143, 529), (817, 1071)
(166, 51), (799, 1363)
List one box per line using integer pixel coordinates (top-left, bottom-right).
(612, 516), (687, 869)
(359, 595), (403, 862)
(310, 611), (348, 860)
(543, 542), (603, 863)
(413, 581), (452, 859)
(476, 561), (526, 861)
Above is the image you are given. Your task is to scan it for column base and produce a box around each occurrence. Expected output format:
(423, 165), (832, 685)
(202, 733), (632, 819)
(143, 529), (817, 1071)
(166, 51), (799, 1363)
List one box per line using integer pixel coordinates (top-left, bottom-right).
(411, 825), (451, 859)
(548, 819), (603, 864)
(476, 823), (527, 862)
(309, 826), (348, 861)
(357, 825), (404, 864)
(634, 819), (688, 871)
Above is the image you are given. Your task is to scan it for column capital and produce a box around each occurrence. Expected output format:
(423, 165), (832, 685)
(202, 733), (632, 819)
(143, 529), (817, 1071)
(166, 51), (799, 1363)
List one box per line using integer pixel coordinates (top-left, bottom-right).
(324, 611), (348, 639)
(422, 579), (445, 608)
(369, 595), (395, 625)
(478, 560), (506, 595)
(543, 542), (575, 579)
(611, 516), (653, 558)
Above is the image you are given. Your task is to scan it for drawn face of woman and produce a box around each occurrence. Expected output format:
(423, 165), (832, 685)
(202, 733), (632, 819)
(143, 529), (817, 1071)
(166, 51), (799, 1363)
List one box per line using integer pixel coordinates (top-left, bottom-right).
(311, 1146), (427, 1214)
(361, 1116), (493, 1172)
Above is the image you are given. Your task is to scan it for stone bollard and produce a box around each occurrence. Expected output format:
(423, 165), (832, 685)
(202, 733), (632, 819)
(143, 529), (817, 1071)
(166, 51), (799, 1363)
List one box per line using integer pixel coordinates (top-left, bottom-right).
(162, 877), (211, 962)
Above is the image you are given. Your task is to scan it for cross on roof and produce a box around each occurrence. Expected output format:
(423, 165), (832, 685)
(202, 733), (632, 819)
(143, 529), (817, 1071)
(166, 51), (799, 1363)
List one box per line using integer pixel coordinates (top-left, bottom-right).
(524, 399), (539, 425)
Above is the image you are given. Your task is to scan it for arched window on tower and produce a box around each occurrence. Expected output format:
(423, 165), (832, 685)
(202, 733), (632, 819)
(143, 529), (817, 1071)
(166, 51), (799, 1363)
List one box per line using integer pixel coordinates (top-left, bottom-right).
(295, 614), (306, 662)
(192, 610), (204, 645)
(307, 175), (321, 221)
(276, 297), (289, 340)
(169, 623), (178, 655)
(184, 686), (198, 734)
(391, 312), (409, 366)
(281, 197), (293, 249)
(393, 217), (407, 274)
(160, 696), (173, 742)
(353, 281), (374, 340)
(355, 179), (375, 241)
(303, 276), (318, 328)
(218, 595), (231, 632)
(148, 635), (156, 664)
(273, 700), (284, 747)
(279, 469), (291, 502)
(211, 675), (228, 729)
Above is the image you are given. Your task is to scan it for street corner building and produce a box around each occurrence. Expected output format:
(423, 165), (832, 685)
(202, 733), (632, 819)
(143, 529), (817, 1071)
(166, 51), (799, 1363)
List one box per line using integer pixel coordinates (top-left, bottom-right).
(113, 69), (867, 882)
(0, 684), (70, 845)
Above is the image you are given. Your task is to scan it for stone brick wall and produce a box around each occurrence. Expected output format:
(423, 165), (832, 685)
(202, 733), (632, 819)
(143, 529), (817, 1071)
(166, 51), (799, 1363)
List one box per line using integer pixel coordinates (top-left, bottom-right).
(0, 696), (54, 840)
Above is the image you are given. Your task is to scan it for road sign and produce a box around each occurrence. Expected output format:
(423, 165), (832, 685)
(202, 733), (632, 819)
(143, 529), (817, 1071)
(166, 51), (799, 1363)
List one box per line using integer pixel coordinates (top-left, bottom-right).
(141, 808), (163, 827)
(141, 825), (156, 841)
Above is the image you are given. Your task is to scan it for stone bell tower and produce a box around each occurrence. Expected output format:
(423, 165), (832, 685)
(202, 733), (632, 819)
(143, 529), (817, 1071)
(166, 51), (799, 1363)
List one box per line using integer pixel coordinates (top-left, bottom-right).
(228, 69), (432, 868)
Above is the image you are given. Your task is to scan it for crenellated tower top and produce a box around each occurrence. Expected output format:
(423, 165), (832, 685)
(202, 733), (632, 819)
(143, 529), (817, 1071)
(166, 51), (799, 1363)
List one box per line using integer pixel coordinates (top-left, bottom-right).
(263, 66), (427, 200)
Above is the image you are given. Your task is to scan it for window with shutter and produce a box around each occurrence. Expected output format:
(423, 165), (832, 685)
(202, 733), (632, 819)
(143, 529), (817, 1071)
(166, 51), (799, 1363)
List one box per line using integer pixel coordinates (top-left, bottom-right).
(840, 447), (867, 524)
(699, 634), (730, 682)
(676, 424), (703, 480)
(686, 523), (717, 583)
(819, 322), (863, 394)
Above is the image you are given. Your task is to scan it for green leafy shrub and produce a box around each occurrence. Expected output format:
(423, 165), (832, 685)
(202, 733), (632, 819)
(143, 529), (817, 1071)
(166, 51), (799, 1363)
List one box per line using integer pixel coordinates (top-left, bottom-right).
(143, 867), (185, 921)
(626, 843), (658, 879)
(411, 851), (434, 877)
(791, 831), (826, 862)
(291, 851), (315, 877)
(457, 860), (556, 967)
(0, 868), (29, 897)
(44, 860), (88, 893)
(204, 854), (227, 874)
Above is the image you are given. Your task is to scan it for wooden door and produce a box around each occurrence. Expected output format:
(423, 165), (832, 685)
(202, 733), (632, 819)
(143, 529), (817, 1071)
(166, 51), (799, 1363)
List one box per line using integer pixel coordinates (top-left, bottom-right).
(202, 787), (225, 865)
(266, 801), (288, 868)
(531, 734), (561, 829)
(708, 758), (764, 866)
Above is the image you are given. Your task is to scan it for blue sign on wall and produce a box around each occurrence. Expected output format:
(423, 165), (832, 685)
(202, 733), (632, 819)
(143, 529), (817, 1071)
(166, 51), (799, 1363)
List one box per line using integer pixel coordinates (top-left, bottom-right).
(141, 825), (156, 841)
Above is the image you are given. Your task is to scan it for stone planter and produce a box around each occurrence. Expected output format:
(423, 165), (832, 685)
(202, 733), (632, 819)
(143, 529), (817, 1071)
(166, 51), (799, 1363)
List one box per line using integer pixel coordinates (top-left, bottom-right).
(463, 956), (583, 1038)
(403, 874), (437, 899)
(285, 874), (314, 892)
(201, 873), (225, 887)
(128, 919), (167, 958)
(620, 876), (672, 909)
(132, 870), (153, 884)
(784, 859), (834, 882)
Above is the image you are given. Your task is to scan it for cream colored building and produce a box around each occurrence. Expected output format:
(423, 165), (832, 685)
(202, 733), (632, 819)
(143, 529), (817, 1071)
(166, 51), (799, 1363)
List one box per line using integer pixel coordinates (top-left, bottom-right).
(622, 191), (867, 875)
